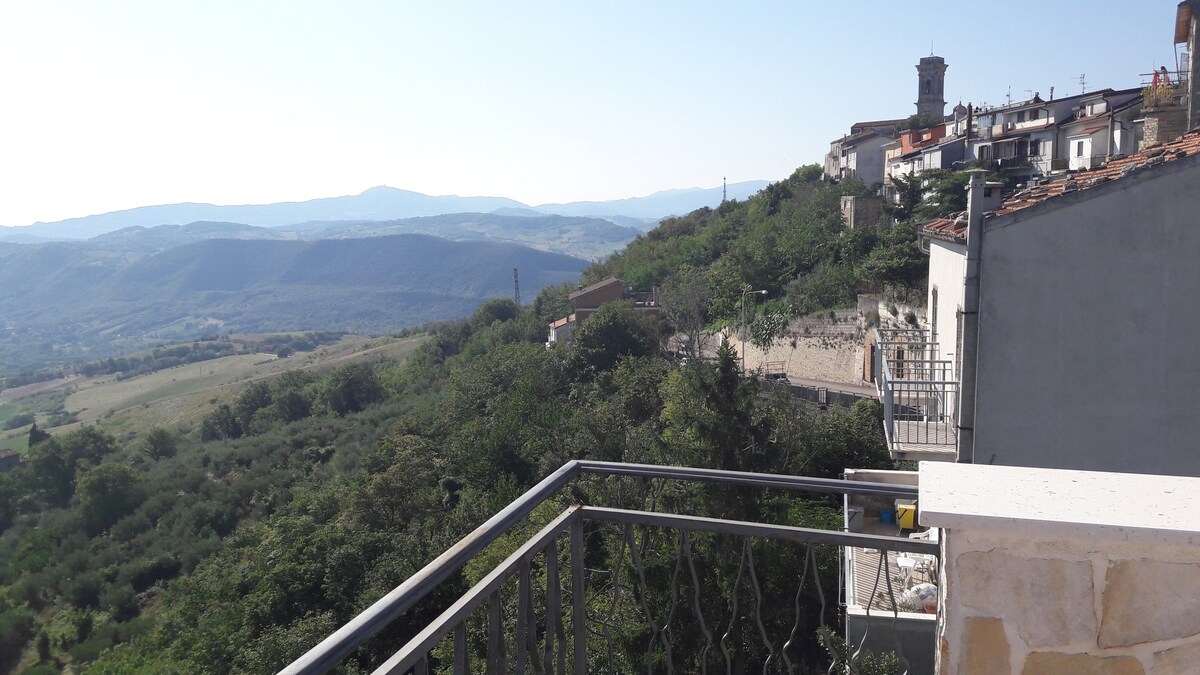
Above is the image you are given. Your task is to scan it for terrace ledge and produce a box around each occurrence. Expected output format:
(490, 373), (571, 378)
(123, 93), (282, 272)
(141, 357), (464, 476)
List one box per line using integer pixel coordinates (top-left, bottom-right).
(918, 461), (1200, 547)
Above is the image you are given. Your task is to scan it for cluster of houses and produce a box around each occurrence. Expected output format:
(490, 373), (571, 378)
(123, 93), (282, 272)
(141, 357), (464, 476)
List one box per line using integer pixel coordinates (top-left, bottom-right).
(825, 49), (1194, 212)
(844, 6), (1200, 667)
(545, 277), (660, 347)
(853, 1), (1200, 479)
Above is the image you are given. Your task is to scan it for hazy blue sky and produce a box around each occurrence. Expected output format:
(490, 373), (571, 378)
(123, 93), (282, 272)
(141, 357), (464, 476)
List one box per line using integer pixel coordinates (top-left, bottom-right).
(0, 1), (1185, 226)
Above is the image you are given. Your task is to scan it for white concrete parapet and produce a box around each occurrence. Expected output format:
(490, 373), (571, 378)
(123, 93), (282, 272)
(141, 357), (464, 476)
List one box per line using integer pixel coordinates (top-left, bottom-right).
(920, 462), (1200, 674)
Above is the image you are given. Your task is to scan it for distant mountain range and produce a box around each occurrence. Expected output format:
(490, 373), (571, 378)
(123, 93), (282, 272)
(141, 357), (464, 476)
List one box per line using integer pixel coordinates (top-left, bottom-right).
(0, 182), (770, 242)
(0, 234), (588, 371)
(0, 180), (773, 372)
(80, 212), (639, 260)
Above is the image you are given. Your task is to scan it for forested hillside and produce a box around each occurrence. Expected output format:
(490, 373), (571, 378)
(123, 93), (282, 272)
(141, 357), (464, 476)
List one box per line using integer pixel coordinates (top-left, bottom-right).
(0, 165), (927, 673)
(586, 165), (925, 331)
(0, 234), (586, 373)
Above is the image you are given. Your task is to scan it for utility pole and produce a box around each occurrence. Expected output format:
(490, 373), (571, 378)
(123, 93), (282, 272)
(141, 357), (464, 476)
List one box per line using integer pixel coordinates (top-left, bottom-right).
(739, 288), (768, 371)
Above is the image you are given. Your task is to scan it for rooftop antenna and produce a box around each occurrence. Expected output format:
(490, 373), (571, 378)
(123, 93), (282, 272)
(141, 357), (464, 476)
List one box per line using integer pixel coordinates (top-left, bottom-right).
(513, 268), (521, 307)
(1006, 86), (1012, 105)
(1023, 89), (1034, 101)
(1078, 73), (1087, 94)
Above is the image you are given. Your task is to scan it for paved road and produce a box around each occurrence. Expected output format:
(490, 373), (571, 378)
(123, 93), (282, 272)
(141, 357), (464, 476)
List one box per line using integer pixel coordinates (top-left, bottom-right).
(783, 376), (878, 398)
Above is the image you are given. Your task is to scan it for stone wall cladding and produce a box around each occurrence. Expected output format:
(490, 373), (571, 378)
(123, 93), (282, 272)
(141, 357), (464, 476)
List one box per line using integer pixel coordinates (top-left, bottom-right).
(1021, 652), (1145, 675)
(1099, 559), (1200, 648)
(938, 531), (1200, 673)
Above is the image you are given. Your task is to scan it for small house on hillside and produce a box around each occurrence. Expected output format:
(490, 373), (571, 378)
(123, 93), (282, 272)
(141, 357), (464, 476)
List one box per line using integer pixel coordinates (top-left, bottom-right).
(547, 277), (660, 347)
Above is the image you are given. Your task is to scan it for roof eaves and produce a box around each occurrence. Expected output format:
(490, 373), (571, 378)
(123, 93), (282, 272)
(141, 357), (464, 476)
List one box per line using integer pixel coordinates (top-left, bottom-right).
(568, 277), (623, 300)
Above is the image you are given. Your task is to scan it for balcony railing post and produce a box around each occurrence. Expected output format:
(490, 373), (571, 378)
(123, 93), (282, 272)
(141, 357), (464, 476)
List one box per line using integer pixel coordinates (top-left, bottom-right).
(571, 518), (587, 675)
(487, 593), (506, 674)
(454, 623), (469, 675)
(516, 561), (530, 675)
(545, 537), (562, 674)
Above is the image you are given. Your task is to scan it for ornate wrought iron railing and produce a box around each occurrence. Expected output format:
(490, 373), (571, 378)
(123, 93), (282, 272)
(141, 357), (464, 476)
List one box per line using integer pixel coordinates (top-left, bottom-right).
(281, 461), (937, 674)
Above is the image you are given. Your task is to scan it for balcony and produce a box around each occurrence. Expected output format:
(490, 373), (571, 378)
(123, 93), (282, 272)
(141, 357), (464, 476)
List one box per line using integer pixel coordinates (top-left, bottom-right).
(996, 156), (1032, 171)
(1142, 82), (1184, 109)
(281, 461), (938, 674)
(1069, 154), (1109, 171)
(873, 328), (958, 461)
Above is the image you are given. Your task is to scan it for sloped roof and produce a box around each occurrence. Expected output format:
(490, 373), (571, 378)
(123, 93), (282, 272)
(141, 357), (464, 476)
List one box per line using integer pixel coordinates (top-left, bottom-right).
(549, 313), (576, 329)
(921, 129), (1200, 242)
(1065, 123), (1109, 137)
(852, 118), (906, 128)
(568, 277), (623, 300)
(842, 130), (886, 147)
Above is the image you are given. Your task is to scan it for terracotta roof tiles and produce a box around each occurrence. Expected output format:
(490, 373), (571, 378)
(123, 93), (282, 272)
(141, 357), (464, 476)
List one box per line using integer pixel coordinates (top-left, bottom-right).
(919, 129), (1200, 242)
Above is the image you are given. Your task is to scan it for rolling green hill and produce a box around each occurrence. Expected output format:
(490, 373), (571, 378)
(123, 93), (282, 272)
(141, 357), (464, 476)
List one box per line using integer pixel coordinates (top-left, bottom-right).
(0, 234), (586, 372)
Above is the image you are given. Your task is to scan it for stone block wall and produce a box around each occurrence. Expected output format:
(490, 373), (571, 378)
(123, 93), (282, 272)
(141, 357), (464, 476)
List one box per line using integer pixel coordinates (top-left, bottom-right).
(920, 462), (1200, 675)
(1141, 107), (1187, 149)
(937, 529), (1200, 674)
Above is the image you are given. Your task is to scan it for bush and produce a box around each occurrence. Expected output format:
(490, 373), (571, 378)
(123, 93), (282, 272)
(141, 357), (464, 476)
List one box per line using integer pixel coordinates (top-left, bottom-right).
(0, 606), (35, 670)
(65, 572), (102, 608)
(68, 635), (113, 663)
(127, 555), (183, 592)
(101, 584), (139, 622)
(3, 412), (35, 430)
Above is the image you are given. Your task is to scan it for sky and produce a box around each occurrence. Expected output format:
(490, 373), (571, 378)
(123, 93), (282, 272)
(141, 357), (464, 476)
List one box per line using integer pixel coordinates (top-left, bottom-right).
(0, 1), (1186, 227)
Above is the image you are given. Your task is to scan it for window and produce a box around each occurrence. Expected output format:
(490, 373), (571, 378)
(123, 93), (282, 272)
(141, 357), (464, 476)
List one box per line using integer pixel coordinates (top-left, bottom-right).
(978, 145), (992, 160)
(1030, 139), (1042, 156)
(924, 79), (931, 94)
(1016, 111), (1026, 123)
(1076, 141), (1085, 157)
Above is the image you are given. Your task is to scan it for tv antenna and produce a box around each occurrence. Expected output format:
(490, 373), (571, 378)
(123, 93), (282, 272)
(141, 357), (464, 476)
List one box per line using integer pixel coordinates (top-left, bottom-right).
(513, 268), (521, 307)
(1078, 73), (1087, 94)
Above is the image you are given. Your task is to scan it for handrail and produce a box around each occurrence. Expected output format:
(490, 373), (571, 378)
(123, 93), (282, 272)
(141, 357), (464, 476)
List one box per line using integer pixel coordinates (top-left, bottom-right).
(373, 507), (584, 674)
(280, 461), (583, 675)
(583, 506), (937, 555)
(282, 461), (923, 674)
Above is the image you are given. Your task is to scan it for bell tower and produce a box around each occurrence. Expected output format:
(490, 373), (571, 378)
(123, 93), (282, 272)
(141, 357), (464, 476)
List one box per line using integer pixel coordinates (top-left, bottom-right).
(916, 55), (948, 119)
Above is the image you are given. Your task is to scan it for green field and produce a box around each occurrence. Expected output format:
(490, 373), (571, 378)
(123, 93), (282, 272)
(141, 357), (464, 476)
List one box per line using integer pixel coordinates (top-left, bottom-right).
(0, 334), (427, 448)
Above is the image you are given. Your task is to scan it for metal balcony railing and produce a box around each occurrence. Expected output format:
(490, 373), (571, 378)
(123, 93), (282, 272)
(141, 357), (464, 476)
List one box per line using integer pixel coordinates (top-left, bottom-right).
(996, 156), (1031, 170)
(874, 329), (958, 455)
(281, 461), (937, 675)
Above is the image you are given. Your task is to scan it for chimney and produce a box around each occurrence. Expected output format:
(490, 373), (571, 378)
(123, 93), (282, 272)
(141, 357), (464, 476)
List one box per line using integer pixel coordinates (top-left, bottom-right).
(980, 181), (1006, 212)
